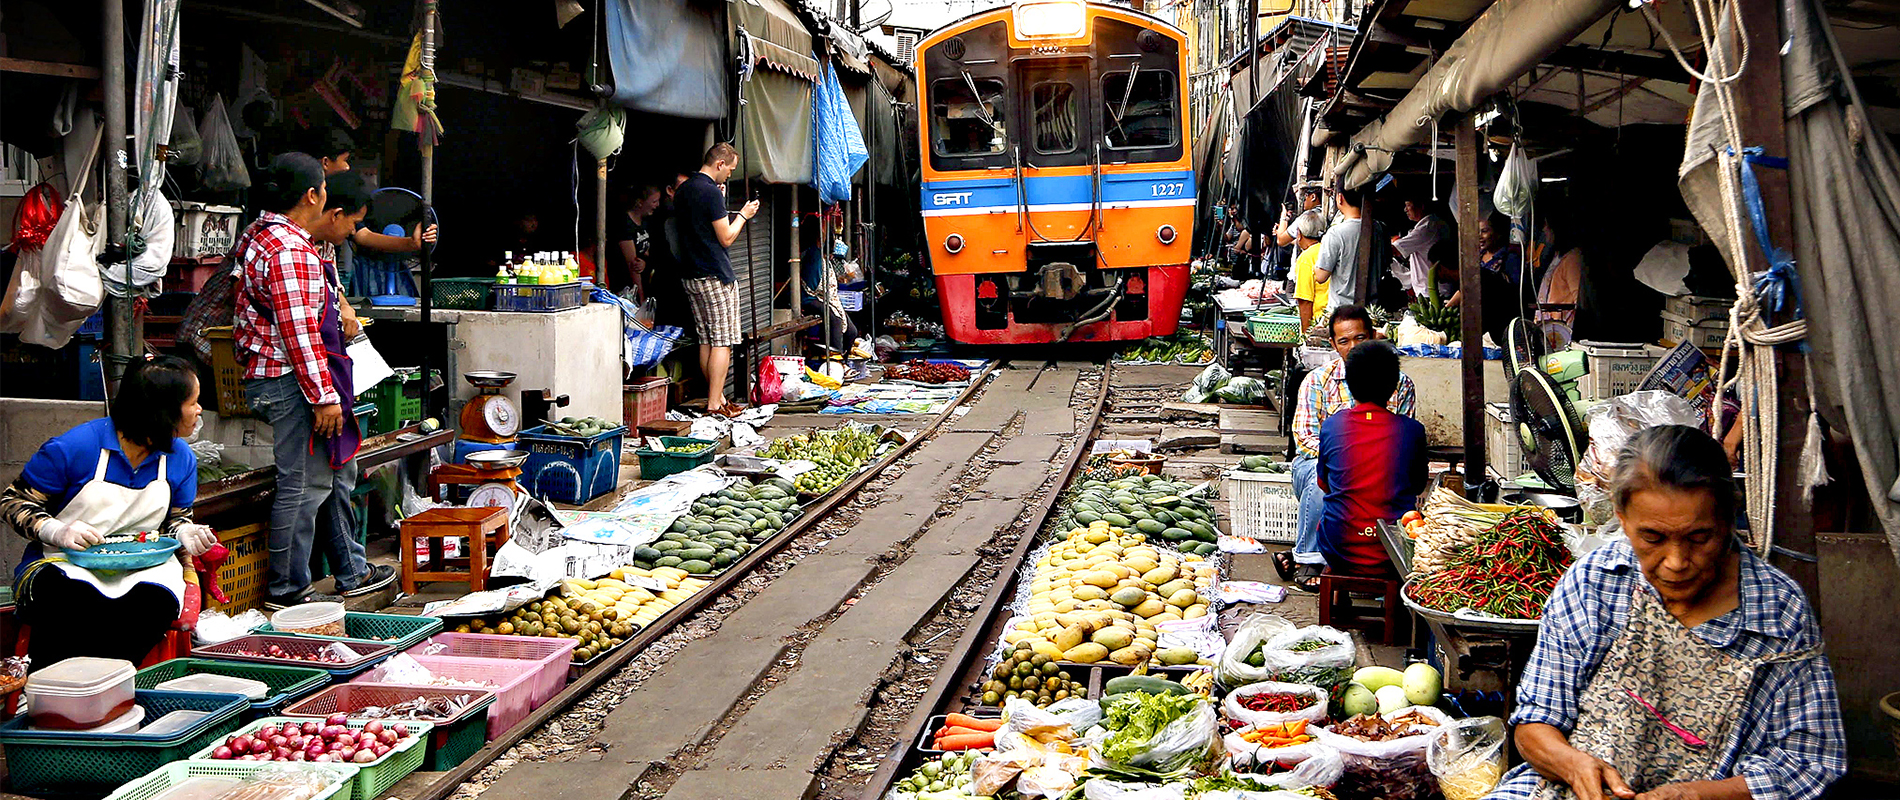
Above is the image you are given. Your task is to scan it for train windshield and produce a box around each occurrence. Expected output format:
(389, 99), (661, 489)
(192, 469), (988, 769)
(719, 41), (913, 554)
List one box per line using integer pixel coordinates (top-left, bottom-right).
(1103, 69), (1177, 151)
(1031, 81), (1078, 154)
(932, 76), (1008, 157)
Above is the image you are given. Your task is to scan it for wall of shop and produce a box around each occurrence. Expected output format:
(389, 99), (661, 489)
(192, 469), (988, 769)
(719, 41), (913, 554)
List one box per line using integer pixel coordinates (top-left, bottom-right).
(443, 304), (624, 426)
(0, 399), (97, 583)
(1402, 356), (1510, 448)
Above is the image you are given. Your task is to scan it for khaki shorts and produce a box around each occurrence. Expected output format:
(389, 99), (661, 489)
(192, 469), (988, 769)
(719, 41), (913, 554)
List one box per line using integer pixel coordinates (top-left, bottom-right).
(683, 276), (741, 346)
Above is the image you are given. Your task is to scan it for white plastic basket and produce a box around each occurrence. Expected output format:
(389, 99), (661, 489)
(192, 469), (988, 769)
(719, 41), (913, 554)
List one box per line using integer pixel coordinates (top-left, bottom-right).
(839, 290), (863, 311)
(1484, 403), (1524, 480)
(1222, 469), (1297, 544)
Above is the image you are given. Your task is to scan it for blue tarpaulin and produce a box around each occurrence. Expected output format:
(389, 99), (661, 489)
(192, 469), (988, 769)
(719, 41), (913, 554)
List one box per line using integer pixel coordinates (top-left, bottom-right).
(812, 63), (868, 204)
(605, 0), (726, 119)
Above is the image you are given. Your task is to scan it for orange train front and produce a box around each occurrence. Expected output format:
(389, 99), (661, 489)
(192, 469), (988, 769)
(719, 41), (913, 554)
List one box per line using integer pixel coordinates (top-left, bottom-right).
(917, 0), (1194, 345)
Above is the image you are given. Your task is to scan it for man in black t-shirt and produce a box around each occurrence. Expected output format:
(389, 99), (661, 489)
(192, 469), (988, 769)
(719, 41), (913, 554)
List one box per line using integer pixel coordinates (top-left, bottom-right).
(676, 144), (760, 417)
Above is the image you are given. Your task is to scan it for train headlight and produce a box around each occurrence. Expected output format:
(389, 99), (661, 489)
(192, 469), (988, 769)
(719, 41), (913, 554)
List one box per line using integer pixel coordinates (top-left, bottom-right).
(1013, 0), (1086, 38)
(1156, 224), (1177, 244)
(944, 233), (965, 254)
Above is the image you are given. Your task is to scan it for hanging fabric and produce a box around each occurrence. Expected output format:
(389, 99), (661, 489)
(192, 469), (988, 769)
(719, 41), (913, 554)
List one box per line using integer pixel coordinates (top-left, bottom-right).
(813, 62), (868, 205)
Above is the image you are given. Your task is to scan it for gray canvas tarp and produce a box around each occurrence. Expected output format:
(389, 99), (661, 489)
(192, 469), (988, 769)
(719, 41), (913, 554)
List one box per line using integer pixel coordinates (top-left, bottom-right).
(738, 69), (814, 183)
(1778, 0), (1900, 566)
(605, 0), (726, 119)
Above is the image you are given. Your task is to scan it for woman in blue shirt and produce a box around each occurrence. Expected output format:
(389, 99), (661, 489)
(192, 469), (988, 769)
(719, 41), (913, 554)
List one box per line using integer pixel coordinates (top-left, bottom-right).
(1487, 426), (1845, 800)
(1, 356), (218, 668)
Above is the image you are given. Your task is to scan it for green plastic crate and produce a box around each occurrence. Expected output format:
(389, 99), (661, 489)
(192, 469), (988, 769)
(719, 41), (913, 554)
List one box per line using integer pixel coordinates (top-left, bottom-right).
(105, 760), (358, 800)
(430, 277), (494, 310)
(255, 611), (445, 651)
(136, 658), (331, 717)
(1245, 311), (1304, 344)
(360, 372), (424, 435)
(0, 690), (249, 796)
(189, 716), (434, 800)
(282, 683), (495, 772)
(635, 436), (716, 481)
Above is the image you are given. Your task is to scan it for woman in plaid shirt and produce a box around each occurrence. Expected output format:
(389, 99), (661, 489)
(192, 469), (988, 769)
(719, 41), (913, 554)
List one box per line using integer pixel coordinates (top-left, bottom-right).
(1489, 426), (1844, 800)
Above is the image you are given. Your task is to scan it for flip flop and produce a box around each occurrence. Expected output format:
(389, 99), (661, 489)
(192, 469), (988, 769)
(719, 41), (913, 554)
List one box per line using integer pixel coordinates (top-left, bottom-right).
(1271, 551), (1296, 581)
(1291, 565), (1323, 594)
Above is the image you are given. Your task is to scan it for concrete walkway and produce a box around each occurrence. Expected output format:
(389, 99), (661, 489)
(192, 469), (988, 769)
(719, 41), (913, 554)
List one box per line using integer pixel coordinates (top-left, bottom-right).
(479, 363), (1088, 800)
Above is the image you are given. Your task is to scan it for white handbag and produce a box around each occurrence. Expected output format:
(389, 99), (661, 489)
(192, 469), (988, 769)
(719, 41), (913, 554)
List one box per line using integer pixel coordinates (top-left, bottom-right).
(23, 126), (106, 348)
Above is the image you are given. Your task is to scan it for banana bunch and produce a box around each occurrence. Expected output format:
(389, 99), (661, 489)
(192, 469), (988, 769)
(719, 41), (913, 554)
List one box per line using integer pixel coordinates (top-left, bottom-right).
(1410, 281), (1462, 335)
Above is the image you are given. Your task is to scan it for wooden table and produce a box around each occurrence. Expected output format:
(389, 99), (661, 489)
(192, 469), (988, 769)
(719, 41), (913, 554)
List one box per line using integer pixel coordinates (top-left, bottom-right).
(1377, 520), (1538, 712)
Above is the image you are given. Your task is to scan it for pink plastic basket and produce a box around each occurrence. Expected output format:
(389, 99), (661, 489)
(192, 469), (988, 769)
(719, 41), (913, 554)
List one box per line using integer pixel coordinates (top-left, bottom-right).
(408, 634), (574, 708)
(353, 655), (532, 740)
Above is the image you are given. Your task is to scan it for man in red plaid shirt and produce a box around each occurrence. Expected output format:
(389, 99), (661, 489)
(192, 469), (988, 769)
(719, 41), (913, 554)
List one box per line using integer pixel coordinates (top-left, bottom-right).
(235, 155), (394, 607)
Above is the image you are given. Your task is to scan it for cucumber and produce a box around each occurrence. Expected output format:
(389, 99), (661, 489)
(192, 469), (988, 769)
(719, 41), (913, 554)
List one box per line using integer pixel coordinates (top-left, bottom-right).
(653, 540), (683, 552)
(655, 555), (684, 568)
(1103, 675), (1189, 696)
(633, 546), (663, 561)
(676, 547), (717, 561)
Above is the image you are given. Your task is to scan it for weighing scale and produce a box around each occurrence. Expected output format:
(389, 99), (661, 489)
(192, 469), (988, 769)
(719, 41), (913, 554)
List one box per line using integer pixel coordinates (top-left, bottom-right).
(453, 370), (522, 464)
(431, 449), (526, 504)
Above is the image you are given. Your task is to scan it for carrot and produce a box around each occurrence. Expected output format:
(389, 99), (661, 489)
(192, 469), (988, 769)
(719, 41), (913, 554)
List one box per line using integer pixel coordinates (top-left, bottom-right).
(936, 725), (991, 738)
(945, 714), (1004, 732)
(934, 733), (994, 751)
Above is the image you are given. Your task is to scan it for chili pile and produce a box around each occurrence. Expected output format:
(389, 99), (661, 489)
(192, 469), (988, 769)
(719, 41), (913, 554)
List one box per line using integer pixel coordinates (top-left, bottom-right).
(1408, 508), (1571, 620)
(1237, 691), (1315, 714)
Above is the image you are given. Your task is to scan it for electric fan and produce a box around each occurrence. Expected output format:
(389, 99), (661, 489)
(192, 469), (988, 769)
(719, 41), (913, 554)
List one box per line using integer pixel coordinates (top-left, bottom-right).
(1513, 363), (1586, 493)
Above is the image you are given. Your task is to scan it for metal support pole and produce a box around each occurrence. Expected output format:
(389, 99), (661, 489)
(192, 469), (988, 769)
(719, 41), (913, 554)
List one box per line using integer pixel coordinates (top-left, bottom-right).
(418, 0), (438, 416)
(789, 192), (802, 328)
(1454, 114), (1485, 493)
(103, 0), (132, 387)
(596, 159), (609, 290)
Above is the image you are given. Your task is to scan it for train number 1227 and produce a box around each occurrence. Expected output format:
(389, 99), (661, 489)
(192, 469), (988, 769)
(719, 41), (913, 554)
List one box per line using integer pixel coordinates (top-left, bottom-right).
(1151, 183), (1184, 197)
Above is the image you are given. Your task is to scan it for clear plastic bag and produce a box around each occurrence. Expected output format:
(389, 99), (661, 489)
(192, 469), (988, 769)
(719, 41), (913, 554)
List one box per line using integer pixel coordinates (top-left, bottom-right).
(1222, 681), (1329, 729)
(199, 96), (250, 191)
(1083, 780), (1187, 800)
(1575, 391), (1702, 522)
(169, 103), (203, 166)
(1240, 743), (1345, 790)
(1255, 624), (1355, 687)
(1216, 613), (1296, 688)
(1426, 716), (1508, 800)
(1191, 363), (1232, 394)
(1314, 706), (1452, 800)
(1493, 143), (1537, 221)
(1088, 693), (1222, 777)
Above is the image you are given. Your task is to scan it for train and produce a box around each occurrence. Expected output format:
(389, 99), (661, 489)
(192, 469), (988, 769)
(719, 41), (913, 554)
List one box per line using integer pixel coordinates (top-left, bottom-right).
(916, 0), (1195, 345)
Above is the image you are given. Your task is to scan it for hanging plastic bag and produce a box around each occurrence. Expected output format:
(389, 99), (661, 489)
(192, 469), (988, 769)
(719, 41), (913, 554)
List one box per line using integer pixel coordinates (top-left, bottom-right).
(199, 95), (251, 191)
(1493, 142), (1537, 221)
(752, 356), (785, 405)
(1426, 716), (1508, 800)
(1216, 613), (1297, 688)
(169, 103), (203, 166)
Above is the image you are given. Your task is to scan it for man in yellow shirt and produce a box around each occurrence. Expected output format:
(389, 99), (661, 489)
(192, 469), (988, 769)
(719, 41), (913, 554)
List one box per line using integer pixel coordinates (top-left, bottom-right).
(1290, 210), (1329, 330)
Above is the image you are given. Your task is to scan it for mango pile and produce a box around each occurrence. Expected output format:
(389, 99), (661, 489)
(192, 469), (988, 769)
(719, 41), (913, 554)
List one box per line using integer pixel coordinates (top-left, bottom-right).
(1006, 522), (1217, 667)
(450, 566), (707, 661)
(1052, 474), (1221, 557)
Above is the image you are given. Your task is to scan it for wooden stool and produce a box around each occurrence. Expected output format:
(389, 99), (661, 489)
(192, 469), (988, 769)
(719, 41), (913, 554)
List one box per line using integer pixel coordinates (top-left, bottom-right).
(1317, 570), (1407, 647)
(399, 506), (510, 594)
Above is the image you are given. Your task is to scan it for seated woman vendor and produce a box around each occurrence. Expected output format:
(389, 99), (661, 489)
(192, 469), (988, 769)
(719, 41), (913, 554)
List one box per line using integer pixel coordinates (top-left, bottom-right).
(1, 356), (219, 668)
(1314, 340), (1426, 579)
(1487, 425), (1846, 800)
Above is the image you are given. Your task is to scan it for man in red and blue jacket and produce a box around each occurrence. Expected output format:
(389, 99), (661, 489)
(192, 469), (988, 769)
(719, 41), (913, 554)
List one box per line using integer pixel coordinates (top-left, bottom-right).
(1316, 340), (1428, 578)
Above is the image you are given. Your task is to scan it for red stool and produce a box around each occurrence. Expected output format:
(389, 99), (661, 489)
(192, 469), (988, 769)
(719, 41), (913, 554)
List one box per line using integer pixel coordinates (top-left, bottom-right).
(1317, 570), (1407, 647)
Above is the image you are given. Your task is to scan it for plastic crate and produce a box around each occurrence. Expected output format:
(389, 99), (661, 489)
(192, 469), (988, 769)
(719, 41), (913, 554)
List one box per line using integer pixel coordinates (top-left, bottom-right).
(635, 436), (716, 481)
(431, 277), (495, 310)
(1575, 341), (1665, 402)
(624, 377), (672, 429)
(204, 326), (254, 417)
(136, 658), (331, 718)
(354, 655), (535, 740)
(193, 634), (399, 678)
(360, 372), (424, 435)
(0, 690), (249, 796)
(256, 612), (445, 651)
(491, 281), (589, 312)
(410, 633), (575, 708)
(283, 683), (495, 770)
(1245, 311), (1303, 344)
(210, 523), (268, 614)
(104, 760), (358, 800)
(839, 290), (864, 311)
(517, 424), (628, 504)
(1484, 403), (1526, 480)
(1222, 469), (1297, 544)
(189, 716), (432, 800)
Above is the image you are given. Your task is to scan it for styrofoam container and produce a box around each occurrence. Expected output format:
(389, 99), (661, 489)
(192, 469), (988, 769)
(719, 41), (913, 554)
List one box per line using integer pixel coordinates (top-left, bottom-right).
(154, 673), (270, 701)
(31, 705), (144, 734)
(25, 657), (138, 730)
(271, 602), (346, 637)
(171, 201), (244, 259)
(138, 709), (212, 737)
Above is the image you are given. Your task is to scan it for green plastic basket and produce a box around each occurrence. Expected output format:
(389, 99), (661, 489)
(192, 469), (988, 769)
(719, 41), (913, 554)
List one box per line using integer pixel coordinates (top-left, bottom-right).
(189, 716), (434, 800)
(1246, 311), (1303, 344)
(104, 761), (358, 800)
(359, 374), (424, 435)
(255, 611), (445, 651)
(635, 436), (716, 481)
(430, 277), (494, 310)
(136, 658), (331, 717)
(0, 690), (249, 796)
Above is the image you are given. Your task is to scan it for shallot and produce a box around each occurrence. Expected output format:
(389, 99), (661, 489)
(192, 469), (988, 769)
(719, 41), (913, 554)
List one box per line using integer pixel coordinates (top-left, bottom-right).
(210, 721), (413, 764)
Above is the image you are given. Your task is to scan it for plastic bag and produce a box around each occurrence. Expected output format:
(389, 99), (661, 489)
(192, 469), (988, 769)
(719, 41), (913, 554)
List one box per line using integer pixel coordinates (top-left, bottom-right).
(1088, 693), (1223, 777)
(1575, 391), (1702, 523)
(1083, 780), (1187, 800)
(1238, 743), (1345, 790)
(1183, 386), (1213, 404)
(1493, 142), (1537, 221)
(169, 103), (203, 166)
(1426, 716), (1508, 800)
(1191, 363), (1232, 394)
(1314, 706), (1452, 800)
(199, 95), (250, 191)
(1216, 613), (1297, 688)
(1256, 624), (1355, 687)
(1216, 376), (1267, 404)
(1223, 725), (1332, 773)
(1396, 315), (1449, 347)
(1222, 681), (1329, 729)
(752, 356), (784, 405)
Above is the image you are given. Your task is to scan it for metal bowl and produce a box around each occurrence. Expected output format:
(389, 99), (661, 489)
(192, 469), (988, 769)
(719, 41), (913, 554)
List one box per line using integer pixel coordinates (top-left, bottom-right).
(1504, 490), (1584, 522)
(466, 449), (529, 470)
(464, 370), (518, 389)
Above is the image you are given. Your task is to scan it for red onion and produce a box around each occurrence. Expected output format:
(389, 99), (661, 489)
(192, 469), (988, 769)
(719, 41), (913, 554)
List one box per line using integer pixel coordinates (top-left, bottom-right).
(325, 713), (350, 727)
(378, 730), (398, 745)
(321, 725), (345, 739)
(391, 724), (409, 737)
(289, 750), (307, 762)
(213, 746), (234, 759)
(338, 746), (356, 761)
(314, 753), (333, 763)
(273, 747), (292, 760)
(231, 735), (254, 752)
(269, 735), (289, 748)
(352, 748), (378, 764)
(372, 743), (390, 757)
(363, 720), (384, 734)
(302, 721), (321, 736)
(255, 725), (277, 739)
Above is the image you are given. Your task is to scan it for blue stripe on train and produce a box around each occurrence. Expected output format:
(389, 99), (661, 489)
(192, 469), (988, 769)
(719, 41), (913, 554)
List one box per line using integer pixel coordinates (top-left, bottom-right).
(922, 170), (1195, 211)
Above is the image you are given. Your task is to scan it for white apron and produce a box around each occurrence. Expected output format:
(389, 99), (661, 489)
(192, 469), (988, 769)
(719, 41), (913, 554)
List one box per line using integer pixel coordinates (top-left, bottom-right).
(41, 449), (187, 602)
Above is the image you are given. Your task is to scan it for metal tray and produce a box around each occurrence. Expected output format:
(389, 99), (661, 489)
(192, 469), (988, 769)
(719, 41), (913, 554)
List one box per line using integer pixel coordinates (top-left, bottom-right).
(1400, 576), (1542, 633)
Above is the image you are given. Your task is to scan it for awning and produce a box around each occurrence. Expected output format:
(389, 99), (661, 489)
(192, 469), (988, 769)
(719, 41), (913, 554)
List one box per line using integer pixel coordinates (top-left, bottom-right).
(734, 0), (821, 81)
(829, 24), (873, 76)
(1335, 0), (1622, 188)
(739, 69), (814, 183)
(604, 0), (726, 119)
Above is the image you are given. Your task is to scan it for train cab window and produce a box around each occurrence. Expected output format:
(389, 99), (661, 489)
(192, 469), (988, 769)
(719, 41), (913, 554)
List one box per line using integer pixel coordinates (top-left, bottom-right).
(1103, 70), (1177, 150)
(1030, 82), (1078, 154)
(932, 77), (1008, 157)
